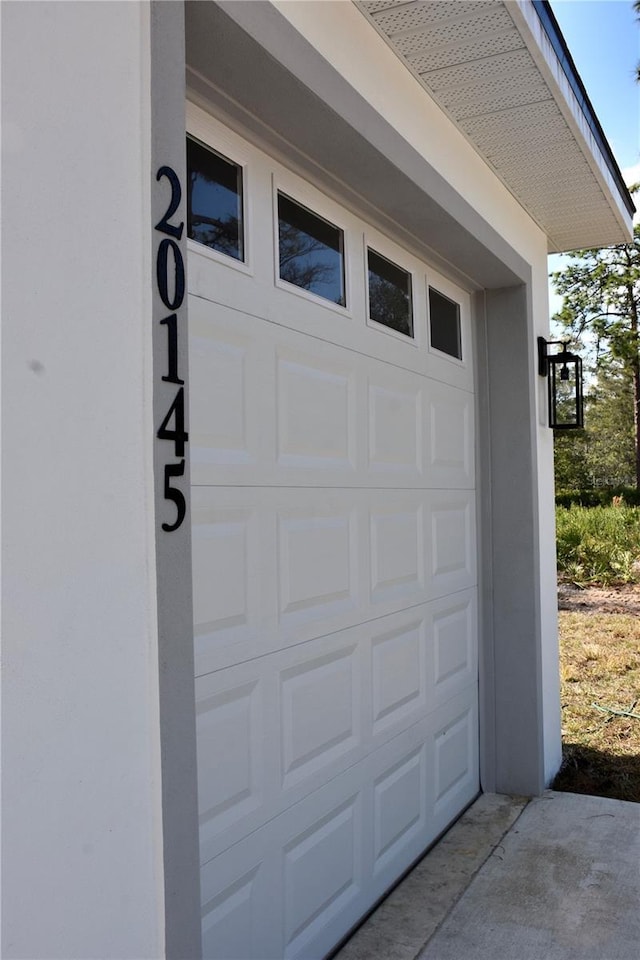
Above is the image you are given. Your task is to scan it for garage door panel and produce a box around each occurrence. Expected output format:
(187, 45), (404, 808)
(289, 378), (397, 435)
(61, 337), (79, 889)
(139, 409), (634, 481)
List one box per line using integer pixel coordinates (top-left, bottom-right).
(200, 836), (282, 960)
(369, 489), (477, 606)
(276, 348), (357, 472)
(371, 617), (426, 735)
(283, 795), (363, 959)
(191, 491), (278, 678)
(192, 487), (367, 677)
(201, 863), (262, 960)
(368, 701), (477, 884)
(195, 601), (477, 868)
(188, 245), (267, 335)
(369, 500), (425, 606)
(428, 490), (477, 597)
(431, 690), (480, 835)
(196, 677), (269, 846)
(193, 487), (477, 677)
(191, 509), (253, 635)
(189, 117), (479, 960)
(188, 329), (251, 466)
(430, 590), (478, 708)
(189, 296), (274, 472)
(427, 379), (475, 488)
(280, 644), (361, 790)
(189, 297), (473, 490)
(201, 768), (370, 960)
(199, 701), (477, 960)
(196, 629), (364, 868)
(277, 504), (360, 626)
(189, 247), (474, 396)
(372, 744), (427, 873)
(367, 378), (423, 476)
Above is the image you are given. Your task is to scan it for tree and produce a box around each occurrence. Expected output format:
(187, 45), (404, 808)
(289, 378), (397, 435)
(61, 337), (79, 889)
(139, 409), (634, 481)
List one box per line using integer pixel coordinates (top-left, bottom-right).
(553, 427), (590, 492)
(585, 363), (636, 486)
(553, 362), (636, 492)
(551, 225), (640, 487)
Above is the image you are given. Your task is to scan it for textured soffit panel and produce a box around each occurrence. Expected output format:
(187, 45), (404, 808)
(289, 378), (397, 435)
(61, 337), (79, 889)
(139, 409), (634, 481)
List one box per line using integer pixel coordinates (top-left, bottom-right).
(357, 0), (629, 253)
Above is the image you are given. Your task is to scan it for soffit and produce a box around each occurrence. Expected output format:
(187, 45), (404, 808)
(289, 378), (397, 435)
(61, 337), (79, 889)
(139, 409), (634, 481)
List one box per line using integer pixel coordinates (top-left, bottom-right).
(357, 0), (633, 253)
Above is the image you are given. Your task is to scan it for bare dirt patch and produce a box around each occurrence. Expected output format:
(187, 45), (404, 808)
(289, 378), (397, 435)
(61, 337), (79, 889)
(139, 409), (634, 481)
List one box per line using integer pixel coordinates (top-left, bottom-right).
(558, 582), (640, 616)
(553, 585), (640, 803)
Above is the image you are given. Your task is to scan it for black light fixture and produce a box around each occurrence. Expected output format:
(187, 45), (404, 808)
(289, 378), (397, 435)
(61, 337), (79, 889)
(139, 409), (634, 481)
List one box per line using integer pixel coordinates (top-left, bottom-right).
(538, 337), (584, 430)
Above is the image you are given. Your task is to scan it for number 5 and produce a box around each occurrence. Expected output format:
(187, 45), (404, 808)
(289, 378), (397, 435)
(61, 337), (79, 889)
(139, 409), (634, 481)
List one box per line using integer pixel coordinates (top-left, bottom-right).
(162, 460), (186, 532)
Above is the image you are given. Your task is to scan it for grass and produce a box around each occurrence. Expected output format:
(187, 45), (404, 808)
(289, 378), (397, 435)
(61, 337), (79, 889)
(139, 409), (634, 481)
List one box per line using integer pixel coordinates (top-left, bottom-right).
(552, 504), (640, 801)
(552, 609), (640, 802)
(556, 504), (640, 585)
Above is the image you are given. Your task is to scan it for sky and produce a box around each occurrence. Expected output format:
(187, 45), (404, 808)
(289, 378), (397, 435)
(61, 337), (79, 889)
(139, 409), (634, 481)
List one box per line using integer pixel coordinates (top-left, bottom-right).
(548, 0), (639, 316)
(551, 0), (639, 176)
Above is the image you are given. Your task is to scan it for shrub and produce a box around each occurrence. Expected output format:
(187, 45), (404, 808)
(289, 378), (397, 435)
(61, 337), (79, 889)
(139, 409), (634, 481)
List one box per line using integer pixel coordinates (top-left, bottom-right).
(556, 487), (640, 508)
(556, 505), (640, 585)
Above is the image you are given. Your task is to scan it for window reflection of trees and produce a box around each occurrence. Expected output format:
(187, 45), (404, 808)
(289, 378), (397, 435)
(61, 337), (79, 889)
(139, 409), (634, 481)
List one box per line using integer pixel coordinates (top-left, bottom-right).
(278, 221), (340, 299)
(429, 288), (461, 358)
(369, 273), (412, 336)
(188, 170), (241, 259)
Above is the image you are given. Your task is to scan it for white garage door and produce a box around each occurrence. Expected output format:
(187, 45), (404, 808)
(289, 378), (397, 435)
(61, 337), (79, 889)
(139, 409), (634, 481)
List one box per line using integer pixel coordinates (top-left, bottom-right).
(187, 106), (479, 960)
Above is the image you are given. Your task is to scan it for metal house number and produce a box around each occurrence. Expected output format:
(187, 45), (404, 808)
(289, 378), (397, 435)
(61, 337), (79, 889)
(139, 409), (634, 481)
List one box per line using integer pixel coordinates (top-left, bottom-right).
(155, 165), (188, 532)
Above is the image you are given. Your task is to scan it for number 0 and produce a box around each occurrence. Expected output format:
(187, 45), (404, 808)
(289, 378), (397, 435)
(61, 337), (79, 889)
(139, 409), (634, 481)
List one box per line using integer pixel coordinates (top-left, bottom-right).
(157, 238), (185, 311)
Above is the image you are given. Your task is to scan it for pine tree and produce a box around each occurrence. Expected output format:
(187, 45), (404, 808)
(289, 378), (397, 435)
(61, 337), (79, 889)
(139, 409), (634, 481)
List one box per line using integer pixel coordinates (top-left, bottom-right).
(551, 225), (640, 488)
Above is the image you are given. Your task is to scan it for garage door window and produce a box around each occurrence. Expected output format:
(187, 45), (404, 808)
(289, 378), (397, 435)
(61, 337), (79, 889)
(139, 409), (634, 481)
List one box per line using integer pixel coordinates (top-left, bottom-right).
(429, 286), (461, 359)
(277, 192), (345, 306)
(187, 136), (244, 261)
(367, 248), (413, 338)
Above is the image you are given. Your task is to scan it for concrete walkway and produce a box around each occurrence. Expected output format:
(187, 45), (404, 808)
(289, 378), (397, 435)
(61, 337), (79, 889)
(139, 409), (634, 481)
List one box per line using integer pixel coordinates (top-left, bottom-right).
(334, 791), (640, 960)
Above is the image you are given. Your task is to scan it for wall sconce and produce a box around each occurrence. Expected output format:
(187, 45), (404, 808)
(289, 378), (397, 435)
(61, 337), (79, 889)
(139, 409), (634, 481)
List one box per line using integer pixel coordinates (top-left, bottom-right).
(538, 337), (584, 430)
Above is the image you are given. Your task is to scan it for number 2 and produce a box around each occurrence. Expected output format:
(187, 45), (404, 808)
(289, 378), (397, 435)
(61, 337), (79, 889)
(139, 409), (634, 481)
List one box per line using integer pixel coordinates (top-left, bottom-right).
(155, 166), (184, 239)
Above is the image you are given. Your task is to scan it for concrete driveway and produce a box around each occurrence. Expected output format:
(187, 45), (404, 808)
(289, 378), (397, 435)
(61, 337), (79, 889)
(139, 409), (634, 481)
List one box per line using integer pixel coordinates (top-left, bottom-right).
(333, 791), (640, 960)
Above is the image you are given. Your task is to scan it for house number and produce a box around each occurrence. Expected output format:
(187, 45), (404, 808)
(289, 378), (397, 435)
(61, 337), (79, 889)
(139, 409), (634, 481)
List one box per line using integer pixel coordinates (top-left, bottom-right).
(155, 165), (188, 532)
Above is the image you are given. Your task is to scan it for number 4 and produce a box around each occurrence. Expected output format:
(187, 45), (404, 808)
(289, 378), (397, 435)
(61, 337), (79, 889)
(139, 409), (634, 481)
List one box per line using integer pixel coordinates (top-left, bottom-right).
(157, 387), (189, 458)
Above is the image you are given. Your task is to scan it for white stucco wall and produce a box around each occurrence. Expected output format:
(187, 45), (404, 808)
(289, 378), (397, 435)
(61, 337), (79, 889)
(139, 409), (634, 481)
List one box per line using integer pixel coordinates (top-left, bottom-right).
(1, 2), (175, 956)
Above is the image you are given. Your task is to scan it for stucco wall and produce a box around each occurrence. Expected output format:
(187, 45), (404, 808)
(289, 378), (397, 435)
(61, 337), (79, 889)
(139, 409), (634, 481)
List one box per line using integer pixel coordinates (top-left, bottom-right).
(2, 2), (200, 957)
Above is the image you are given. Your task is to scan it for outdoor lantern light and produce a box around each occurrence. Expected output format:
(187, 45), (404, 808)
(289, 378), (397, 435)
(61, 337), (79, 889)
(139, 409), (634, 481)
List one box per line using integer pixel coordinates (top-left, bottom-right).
(538, 337), (584, 430)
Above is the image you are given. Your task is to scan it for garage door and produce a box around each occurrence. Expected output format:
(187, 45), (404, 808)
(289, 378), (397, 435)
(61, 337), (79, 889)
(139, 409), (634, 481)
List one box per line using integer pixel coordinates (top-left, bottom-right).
(187, 106), (479, 960)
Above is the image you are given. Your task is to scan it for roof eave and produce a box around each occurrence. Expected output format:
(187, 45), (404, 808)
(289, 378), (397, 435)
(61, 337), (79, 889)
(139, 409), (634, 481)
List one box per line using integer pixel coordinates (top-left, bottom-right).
(357, 0), (634, 253)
